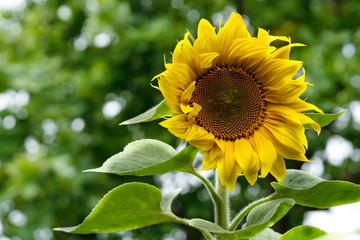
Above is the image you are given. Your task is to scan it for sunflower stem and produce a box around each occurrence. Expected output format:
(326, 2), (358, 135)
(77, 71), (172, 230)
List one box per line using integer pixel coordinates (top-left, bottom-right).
(199, 230), (215, 240)
(229, 192), (279, 231)
(191, 171), (221, 204)
(215, 172), (229, 239)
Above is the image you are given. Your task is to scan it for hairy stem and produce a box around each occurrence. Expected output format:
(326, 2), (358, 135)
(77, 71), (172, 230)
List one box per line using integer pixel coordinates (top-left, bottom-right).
(214, 172), (229, 240)
(191, 171), (221, 204)
(200, 230), (215, 240)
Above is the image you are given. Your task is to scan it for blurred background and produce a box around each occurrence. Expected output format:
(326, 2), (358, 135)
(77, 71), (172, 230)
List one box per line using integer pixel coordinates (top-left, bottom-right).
(0, 0), (360, 239)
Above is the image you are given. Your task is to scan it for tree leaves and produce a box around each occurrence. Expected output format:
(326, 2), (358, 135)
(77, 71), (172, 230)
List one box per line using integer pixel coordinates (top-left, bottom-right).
(54, 183), (182, 234)
(272, 170), (360, 208)
(303, 110), (346, 129)
(86, 139), (198, 175)
(120, 100), (173, 125)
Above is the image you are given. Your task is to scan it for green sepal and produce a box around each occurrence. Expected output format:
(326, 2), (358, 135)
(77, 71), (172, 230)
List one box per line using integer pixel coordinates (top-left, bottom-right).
(272, 170), (360, 208)
(120, 100), (173, 125)
(188, 198), (295, 239)
(279, 225), (326, 240)
(303, 110), (346, 129)
(54, 183), (182, 234)
(85, 139), (198, 175)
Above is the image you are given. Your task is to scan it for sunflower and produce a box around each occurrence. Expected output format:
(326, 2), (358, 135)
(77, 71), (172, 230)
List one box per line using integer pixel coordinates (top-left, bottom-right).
(154, 12), (322, 191)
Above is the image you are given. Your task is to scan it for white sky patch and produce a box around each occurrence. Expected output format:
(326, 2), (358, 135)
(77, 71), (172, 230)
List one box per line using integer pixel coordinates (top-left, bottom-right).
(2, 115), (16, 130)
(304, 202), (360, 239)
(73, 35), (89, 51)
(156, 151), (213, 195)
(102, 100), (122, 119)
(42, 119), (58, 135)
(71, 117), (85, 132)
(325, 135), (353, 166)
(8, 210), (27, 227)
(187, 9), (200, 22)
(350, 75), (360, 88)
(171, 0), (183, 9)
(33, 227), (53, 240)
(0, 89), (30, 112)
(0, 0), (26, 11)
(301, 151), (325, 177)
(342, 43), (356, 59)
(350, 101), (360, 130)
(24, 136), (40, 155)
(333, 107), (350, 131)
(94, 33), (112, 48)
(57, 5), (72, 21)
(352, 149), (360, 162)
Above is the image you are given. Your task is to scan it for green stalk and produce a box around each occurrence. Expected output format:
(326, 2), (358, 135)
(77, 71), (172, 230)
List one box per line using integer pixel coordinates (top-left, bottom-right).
(200, 230), (215, 240)
(229, 192), (278, 231)
(214, 172), (229, 240)
(191, 171), (221, 204)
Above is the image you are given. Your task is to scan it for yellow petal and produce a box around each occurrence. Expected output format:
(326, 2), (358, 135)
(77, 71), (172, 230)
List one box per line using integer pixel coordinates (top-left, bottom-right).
(172, 39), (186, 64)
(262, 123), (310, 162)
(217, 12), (251, 64)
(215, 140), (236, 187)
(266, 104), (303, 126)
(250, 129), (277, 178)
(187, 125), (215, 151)
(180, 81), (196, 108)
(202, 144), (222, 170)
(257, 28), (289, 47)
(299, 113), (321, 135)
(271, 43), (305, 60)
(284, 99), (324, 114)
(226, 162), (242, 191)
(159, 114), (191, 139)
(196, 18), (217, 53)
(265, 118), (308, 150)
(182, 32), (202, 77)
(270, 155), (287, 182)
(199, 52), (219, 69)
(234, 138), (256, 172)
(244, 171), (258, 185)
(158, 77), (183, 114)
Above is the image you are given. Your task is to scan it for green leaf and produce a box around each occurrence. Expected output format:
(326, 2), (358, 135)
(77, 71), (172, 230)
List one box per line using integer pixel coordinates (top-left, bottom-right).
(272, 170), (360, 208)
(314, 232), (358, 240)
(249, 228), (282, 240)
(279, 225), (326, 240)
(303, 110), (346, 129)
(86, 139), (198, 175)
(54, 183), (181, 234)
(188, 198), (294, 240)
(245, 198), (295, 228)
(120, 100), (173, 125)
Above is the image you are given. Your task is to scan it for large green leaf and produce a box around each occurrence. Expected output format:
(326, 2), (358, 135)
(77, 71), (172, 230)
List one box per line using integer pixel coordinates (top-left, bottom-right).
(272, 170), (360, 208)
(303, 110), (346, 129)
(249, 228), (282, 240)
(120, 100), (173, 125)
(86, 139), (198, 175)
(54, 183), (181, 234)
(279, 225), (326, 240)
(188, 198), (295, 240)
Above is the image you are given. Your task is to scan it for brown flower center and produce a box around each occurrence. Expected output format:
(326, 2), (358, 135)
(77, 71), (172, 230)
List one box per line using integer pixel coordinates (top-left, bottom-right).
(190, 66), (266, 141)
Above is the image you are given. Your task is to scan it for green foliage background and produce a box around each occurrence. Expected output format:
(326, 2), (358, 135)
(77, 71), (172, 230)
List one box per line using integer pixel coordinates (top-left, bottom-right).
(0, 0), (359, 239)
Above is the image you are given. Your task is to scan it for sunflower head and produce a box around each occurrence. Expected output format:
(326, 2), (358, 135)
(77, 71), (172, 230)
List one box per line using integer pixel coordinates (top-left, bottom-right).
(154, 12), (322, 191)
